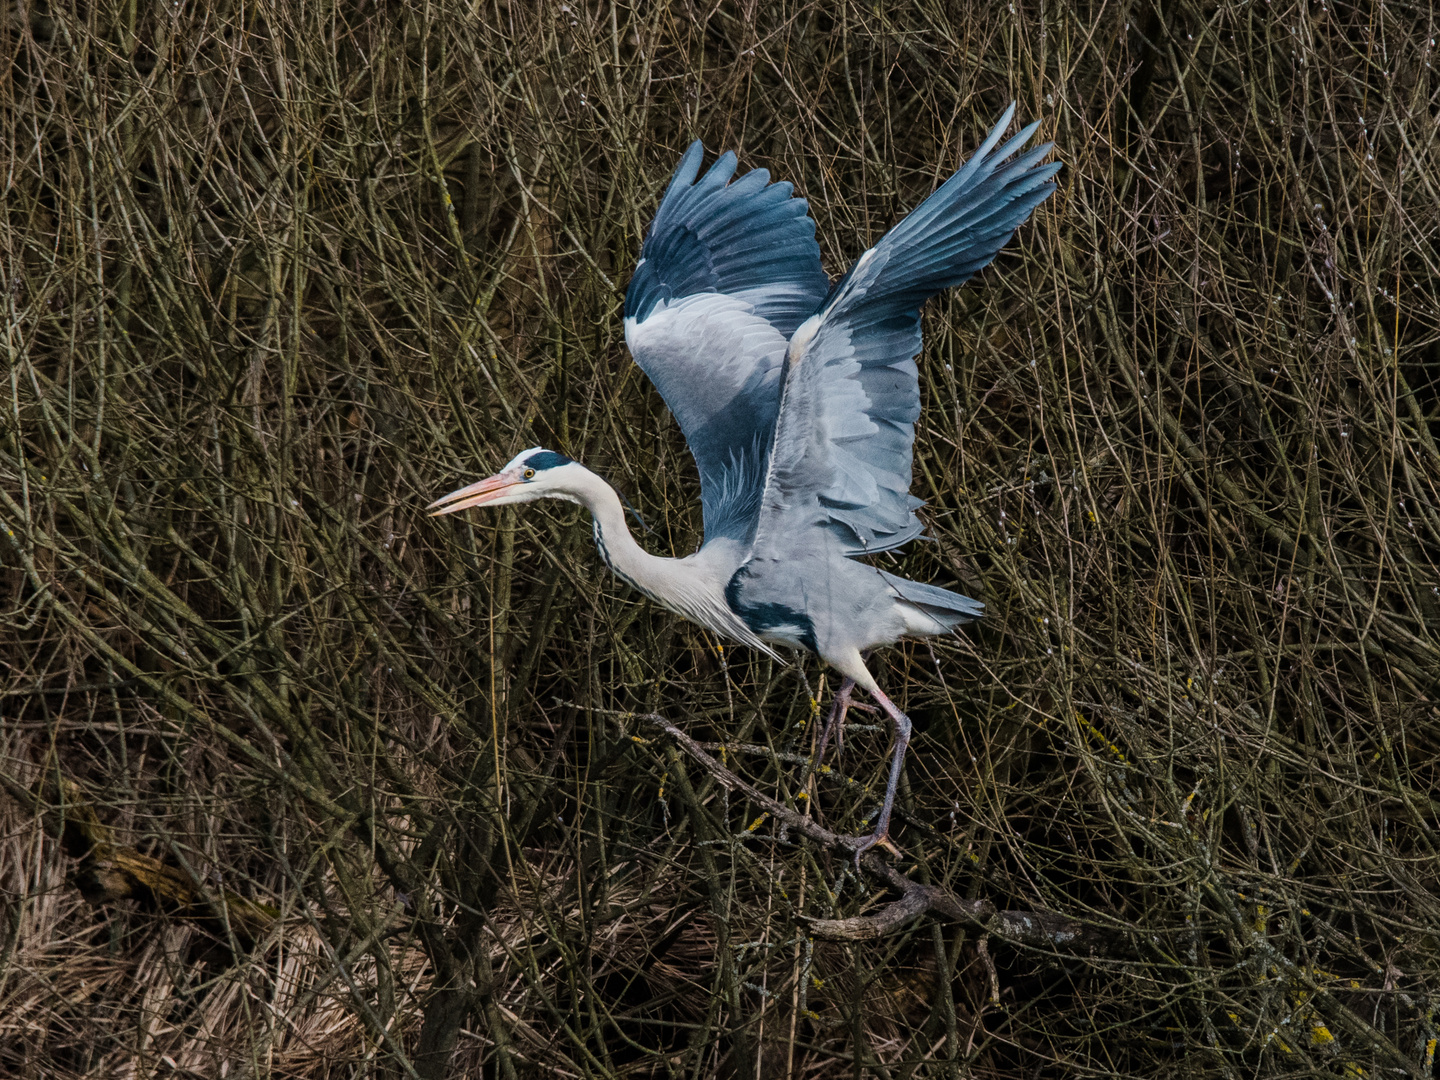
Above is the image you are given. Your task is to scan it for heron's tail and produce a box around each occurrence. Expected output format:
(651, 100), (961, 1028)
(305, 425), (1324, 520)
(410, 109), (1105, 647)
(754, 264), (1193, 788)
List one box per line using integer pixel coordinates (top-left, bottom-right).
(880, 570), (984, 629)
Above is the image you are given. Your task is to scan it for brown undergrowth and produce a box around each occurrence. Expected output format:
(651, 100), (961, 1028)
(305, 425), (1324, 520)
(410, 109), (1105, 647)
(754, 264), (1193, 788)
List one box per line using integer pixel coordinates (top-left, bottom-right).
(2, 0), (1438, 1076)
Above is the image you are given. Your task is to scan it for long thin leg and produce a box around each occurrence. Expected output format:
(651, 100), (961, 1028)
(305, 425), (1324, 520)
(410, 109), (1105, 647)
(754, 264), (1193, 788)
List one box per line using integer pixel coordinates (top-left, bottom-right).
(852, 685), (912, 862)
(814, 651), (876, 766)
(814, 677), (857, 765)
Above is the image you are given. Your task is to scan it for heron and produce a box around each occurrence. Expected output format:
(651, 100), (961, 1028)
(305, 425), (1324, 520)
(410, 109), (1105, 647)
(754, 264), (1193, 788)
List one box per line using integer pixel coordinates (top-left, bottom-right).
(431, 105), (1059, 857)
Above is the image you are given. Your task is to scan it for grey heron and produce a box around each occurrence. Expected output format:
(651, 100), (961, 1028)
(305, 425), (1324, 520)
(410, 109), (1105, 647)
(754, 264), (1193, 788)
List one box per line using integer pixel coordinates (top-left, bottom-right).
(431, 105), (1059, 857)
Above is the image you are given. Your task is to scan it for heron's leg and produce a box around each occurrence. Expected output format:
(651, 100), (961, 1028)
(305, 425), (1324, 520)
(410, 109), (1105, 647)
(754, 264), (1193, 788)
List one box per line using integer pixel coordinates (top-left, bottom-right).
(814, 650), (877, 765)
(814, 677), (857, 764)
(852, 685), (912, 863)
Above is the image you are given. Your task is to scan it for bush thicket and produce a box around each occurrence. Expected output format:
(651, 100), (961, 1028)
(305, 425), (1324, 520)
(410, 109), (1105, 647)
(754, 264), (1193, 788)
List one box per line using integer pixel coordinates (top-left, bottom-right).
(2, 1), (1438, 1077)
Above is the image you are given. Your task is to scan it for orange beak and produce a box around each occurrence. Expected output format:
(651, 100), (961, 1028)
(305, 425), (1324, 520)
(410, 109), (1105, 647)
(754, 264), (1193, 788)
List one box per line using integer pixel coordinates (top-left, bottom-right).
(427, 473), (523, 516)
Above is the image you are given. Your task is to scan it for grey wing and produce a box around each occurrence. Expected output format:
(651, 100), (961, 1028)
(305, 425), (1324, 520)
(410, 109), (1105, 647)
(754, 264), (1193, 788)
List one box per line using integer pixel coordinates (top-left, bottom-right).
(625, 141), (832, 545)
(756, 105), (1061, 555)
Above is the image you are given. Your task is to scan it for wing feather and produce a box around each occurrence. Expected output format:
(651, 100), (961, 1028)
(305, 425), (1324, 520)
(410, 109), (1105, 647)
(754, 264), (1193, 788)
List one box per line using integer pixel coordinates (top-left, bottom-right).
(625, 142), (831, 544)
(756, 106), (1061, 555)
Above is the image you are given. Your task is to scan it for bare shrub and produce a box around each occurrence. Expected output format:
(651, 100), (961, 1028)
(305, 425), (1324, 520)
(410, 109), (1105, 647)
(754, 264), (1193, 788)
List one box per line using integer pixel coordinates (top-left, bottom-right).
(2, 1), (1437, 1076)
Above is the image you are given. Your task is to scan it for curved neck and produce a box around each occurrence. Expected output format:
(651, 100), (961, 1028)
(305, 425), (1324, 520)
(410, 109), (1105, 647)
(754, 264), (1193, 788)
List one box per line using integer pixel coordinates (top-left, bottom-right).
(564, 465), (759, 647)
(569, 468), (672, 593)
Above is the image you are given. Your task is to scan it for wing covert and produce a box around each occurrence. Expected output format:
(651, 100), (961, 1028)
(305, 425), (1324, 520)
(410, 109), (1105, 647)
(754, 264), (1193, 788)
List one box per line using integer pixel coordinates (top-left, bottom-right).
(756, 105), (1061, 555)
(625, 141), (832, 544)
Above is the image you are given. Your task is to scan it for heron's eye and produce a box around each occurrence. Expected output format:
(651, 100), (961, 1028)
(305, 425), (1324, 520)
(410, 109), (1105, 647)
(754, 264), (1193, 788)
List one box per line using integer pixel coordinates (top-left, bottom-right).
(523, 468), (536, 480)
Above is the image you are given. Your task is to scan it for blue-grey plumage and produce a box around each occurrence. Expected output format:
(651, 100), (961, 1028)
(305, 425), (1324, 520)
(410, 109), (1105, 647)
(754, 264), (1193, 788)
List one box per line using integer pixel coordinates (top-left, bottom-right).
(433, 107), (1059, 860)
(625, 139), (832, 543)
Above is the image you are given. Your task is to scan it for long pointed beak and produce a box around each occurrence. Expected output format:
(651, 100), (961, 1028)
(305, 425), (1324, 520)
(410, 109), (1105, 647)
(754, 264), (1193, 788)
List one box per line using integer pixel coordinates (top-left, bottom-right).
(427, 474), (521, 516)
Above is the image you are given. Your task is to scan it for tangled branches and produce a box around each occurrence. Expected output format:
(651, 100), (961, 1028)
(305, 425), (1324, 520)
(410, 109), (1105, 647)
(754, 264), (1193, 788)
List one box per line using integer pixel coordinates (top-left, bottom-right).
(2, 0), (1438, 1076)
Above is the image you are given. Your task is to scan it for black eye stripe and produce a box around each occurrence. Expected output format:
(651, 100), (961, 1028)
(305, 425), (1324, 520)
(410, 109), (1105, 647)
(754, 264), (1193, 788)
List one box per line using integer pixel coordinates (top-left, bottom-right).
(524, 450), (573, 472)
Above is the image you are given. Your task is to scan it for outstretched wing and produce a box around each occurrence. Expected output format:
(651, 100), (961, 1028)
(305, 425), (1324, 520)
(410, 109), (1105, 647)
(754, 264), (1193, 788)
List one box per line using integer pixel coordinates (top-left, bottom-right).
(625, 142), (831, 544)
(756, 105), (1061, 555)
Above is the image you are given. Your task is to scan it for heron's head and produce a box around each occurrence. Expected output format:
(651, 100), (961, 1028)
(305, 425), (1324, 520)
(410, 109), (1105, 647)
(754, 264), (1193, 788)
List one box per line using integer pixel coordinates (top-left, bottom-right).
(428, 447), (588, 516)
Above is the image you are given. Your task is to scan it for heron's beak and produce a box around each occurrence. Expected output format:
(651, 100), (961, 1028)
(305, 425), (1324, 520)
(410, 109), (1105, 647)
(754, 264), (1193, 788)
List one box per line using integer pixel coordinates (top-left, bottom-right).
(427, 473), (522, 516)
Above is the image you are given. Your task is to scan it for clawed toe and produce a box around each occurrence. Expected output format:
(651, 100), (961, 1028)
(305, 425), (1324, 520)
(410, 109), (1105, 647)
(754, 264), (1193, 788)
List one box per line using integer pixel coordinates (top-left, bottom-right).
(851, 830), (903, 866)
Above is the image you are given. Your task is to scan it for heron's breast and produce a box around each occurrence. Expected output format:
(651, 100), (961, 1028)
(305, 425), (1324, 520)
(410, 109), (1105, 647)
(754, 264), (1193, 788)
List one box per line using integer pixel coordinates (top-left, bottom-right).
(593, 521), (712, 624)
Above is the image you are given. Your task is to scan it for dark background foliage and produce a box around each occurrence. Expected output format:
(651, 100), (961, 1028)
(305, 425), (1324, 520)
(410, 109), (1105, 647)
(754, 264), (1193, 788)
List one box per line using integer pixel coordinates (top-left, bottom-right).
(2, 0), (1438, 1076)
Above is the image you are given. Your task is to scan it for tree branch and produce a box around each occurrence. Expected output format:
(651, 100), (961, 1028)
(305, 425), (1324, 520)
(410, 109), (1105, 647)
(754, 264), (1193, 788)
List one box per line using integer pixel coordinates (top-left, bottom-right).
(629, 712), (1123, 950)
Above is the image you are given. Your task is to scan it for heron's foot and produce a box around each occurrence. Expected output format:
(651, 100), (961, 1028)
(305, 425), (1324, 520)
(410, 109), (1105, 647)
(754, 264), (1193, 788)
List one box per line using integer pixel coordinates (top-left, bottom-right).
(851, 829), (903, 866)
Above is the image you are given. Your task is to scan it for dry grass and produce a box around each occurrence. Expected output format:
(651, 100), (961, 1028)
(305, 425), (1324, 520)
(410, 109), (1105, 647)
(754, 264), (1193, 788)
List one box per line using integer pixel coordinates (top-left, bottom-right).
(3, 0), (1439, 1076)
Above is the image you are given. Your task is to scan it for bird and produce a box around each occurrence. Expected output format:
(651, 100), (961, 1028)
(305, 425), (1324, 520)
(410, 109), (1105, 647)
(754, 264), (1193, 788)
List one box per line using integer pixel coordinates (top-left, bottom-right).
(430, 105), (1059, 857)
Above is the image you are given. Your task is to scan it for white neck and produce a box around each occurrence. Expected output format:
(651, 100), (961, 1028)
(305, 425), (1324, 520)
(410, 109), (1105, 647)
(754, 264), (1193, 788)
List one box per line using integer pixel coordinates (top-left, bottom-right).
(562, 466), (756, 643)
(567, 468), (666, 591)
